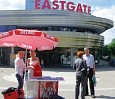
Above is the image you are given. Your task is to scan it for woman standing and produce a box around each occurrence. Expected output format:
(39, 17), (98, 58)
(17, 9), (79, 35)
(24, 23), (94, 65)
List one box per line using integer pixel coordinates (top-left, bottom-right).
(26, 50), (41, 98)
(27, 50), (40, 79)
(73, 51), (87, 99)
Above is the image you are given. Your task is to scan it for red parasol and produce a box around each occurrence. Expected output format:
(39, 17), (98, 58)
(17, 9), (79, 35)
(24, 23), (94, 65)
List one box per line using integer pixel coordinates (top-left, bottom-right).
(0, 29), (58, 51)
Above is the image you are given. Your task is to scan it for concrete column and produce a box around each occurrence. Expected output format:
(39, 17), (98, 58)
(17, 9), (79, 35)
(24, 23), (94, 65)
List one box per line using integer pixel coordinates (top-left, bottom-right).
(0, 48), (2, 64)
(11, 47), (14, 54)
(10, 47), (15, 66)
(70, 48), (74, 67)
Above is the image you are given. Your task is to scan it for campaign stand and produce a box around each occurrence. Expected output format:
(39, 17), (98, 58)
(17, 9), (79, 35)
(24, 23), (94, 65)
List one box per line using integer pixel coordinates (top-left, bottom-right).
(25, 76), (64, 99)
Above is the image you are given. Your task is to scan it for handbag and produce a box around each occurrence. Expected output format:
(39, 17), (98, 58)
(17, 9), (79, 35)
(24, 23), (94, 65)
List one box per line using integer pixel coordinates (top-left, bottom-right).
(81, 68), (87, 76)
(92, 75), (96, 87)
(33, 65), (42, 77)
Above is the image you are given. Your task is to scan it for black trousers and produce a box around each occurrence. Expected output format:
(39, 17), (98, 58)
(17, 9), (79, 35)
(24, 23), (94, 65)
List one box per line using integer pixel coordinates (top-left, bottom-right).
(75, 76), (87, 99)
(86, 68), (95, 95)
(16, 74), (23, 89)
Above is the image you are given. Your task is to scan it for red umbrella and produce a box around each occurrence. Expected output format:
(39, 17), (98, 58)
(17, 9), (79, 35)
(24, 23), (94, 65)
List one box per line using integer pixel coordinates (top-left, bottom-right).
(0, 29), (58, 51)
(0, 29), (58, 98)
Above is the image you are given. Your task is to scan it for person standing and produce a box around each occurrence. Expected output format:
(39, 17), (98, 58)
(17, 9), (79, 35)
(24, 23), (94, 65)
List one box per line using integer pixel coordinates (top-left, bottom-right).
(73, 51), (87, 99)
(26, 50), (41, 98)
(83, 47), (96, 98)
(27, 50), (40, 79)
(14, 51), (26, 89)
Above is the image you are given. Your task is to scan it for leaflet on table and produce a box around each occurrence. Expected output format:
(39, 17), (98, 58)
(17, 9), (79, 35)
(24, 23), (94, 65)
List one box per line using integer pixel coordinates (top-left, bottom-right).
(28, 76), (64, 80)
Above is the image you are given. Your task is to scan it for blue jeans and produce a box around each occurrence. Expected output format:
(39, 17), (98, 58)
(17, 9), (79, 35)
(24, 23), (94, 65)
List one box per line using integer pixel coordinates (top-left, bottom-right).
(16, 74), (23, 89)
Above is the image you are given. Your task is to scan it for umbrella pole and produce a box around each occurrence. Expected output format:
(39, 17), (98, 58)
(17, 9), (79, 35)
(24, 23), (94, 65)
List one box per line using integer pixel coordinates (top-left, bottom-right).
(25, 48), (27, 73)
(24, 48), (28, 99)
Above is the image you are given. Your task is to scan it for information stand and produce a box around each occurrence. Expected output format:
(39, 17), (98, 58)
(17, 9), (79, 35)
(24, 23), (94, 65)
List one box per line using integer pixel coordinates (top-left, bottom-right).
(25, 76), (64, 99)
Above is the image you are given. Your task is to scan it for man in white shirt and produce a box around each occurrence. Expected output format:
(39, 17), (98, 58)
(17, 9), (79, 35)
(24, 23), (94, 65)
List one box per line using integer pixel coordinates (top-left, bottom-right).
(14, 51), (26, 89)
(83, 47), (95, 98)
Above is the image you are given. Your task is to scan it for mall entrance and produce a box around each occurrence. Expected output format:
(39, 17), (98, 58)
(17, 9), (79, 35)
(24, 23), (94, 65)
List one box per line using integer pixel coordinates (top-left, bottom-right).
(1, 47), (76, 67)
(38, 47), (73, 66)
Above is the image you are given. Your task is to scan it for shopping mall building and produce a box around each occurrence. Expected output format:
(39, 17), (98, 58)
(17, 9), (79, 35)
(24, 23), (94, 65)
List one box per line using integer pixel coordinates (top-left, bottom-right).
(0, 0), (113, 66)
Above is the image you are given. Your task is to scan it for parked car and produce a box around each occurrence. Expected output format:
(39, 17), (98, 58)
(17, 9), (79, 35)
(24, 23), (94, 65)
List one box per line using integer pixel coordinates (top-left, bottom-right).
(108, 58), (115, 66)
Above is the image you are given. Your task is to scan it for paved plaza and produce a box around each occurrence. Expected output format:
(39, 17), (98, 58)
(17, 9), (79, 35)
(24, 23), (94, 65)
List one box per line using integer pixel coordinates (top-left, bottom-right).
(0, 61), (115, 99)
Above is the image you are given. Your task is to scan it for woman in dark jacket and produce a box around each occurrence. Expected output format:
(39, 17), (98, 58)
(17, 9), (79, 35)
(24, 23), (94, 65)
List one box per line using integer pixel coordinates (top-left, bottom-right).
(73, 51), (87, 99)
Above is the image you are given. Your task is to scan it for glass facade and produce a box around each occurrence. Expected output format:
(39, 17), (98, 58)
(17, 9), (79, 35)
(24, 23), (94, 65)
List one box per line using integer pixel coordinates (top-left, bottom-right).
(17, 26), (96, 34)
(36, 47), (76, 66)
(0, 25), (102, 66)
(0, 25), (16, 32)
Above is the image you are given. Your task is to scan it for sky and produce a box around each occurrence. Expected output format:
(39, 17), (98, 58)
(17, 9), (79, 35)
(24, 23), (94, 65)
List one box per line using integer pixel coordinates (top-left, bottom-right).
(0, 0), (114, 45)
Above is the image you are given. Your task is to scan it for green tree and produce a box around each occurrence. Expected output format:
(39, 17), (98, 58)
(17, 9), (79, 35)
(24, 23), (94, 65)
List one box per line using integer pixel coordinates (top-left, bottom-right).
(101, 45), (109, 56)
(108, 39), (115, 56)
(100, 39), (115, 61)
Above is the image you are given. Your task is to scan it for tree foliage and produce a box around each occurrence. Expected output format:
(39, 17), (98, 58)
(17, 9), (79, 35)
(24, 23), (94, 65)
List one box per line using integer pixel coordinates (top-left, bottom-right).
(108, 39), (115, 55)
(102, 45), (110, 56)
(101, 39), (115, 60)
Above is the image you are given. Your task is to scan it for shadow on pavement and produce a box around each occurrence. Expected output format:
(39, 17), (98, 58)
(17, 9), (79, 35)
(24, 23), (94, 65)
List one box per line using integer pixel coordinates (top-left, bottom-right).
(43, 65), (75, 72)
(0, 64), (14, 68)
(42, 61), (115, 72)
(96, 95), (115, 99)
(96, 63), (115, 72)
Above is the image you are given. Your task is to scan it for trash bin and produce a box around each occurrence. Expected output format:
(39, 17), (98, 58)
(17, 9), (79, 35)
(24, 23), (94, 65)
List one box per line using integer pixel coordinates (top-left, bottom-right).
(1, 87), (18, 99)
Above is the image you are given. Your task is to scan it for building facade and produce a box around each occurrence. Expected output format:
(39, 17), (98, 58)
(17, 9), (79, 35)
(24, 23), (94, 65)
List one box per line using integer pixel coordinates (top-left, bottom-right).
(0, 0), (113, 66)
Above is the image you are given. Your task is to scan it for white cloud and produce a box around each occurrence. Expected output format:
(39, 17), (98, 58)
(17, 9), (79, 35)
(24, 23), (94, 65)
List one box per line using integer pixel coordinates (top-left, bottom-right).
(92, 6), (115, 44)
(0, 0), (25, 10)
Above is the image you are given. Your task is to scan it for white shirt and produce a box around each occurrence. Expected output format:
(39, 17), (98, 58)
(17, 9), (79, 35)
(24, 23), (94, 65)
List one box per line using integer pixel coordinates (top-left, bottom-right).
(28, 57), (38, 79)
(83, 54), (95, 68)
(14, 57), (25, 76)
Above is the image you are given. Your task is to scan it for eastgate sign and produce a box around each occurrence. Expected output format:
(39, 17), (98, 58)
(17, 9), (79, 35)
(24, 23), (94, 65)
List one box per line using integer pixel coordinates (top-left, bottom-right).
(35, 0), (91, 14)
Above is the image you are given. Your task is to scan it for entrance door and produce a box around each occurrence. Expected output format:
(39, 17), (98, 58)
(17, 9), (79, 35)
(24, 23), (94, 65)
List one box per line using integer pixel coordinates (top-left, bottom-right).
(38, 48), (71, 66)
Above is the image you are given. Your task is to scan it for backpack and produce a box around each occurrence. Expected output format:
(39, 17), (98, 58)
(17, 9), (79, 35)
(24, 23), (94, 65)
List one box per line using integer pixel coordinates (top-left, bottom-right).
(2, 87), (16, 94)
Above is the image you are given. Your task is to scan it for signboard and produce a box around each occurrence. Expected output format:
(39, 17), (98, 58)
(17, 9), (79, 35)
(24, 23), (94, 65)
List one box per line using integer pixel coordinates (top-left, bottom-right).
(39, 81), (58, 99)
(26, 0), (91, 14)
